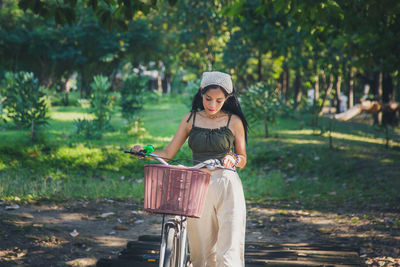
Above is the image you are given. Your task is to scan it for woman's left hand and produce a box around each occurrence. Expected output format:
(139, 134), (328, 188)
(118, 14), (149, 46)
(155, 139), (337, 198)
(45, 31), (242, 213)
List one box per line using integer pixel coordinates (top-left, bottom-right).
(222, 154), (236, 168)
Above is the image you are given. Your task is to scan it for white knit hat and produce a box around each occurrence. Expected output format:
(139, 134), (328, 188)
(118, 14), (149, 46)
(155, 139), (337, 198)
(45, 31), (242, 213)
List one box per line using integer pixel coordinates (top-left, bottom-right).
(200, 71), (233, 94)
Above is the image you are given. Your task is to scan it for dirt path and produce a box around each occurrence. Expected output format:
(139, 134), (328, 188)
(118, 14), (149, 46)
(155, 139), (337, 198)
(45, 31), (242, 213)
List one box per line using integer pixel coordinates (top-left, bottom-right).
(0, 199), (399, 266)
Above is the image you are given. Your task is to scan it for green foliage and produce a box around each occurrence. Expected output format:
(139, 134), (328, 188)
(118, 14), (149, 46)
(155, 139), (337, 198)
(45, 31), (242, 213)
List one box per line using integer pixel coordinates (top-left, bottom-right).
(1, 71), (49, 141)
(18, 0), (160, 31)
(242, 81), (282, 137)
(71, 75), (113, 139)
(90, 75), (113, 131)
(181, 78), (200, 108)
(0, 92), (5, 122)
(71, 118), (102, 139)
(0, 95), (399, 208)
(119, 73), (148, 123)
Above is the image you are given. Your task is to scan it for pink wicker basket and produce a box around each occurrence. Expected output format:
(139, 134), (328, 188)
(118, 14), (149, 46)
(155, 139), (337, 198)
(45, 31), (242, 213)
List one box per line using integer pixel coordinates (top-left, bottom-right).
(143, 164), (211, 218)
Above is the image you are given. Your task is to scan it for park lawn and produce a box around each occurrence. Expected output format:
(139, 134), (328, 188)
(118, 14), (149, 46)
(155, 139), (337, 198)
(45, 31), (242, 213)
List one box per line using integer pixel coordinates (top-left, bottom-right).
(0, 96), (399, 211)
(244, 115), (400, 210)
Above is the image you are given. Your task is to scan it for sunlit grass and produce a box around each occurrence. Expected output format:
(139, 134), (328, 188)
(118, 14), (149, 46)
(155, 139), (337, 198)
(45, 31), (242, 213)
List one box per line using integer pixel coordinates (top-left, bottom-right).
(278, 129), (400, 146)
(330, 132), (399, 145)
(0, 175), (144, 201)
(50, 112), (93, 121)
(278, 138), (325, 145)
(0, 95), (399, 210)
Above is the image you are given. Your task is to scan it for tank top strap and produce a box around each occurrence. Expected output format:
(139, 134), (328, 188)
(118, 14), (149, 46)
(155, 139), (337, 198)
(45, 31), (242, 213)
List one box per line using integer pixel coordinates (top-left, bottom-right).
(226, 113), (232, 127)
(186, 111), (197, 127)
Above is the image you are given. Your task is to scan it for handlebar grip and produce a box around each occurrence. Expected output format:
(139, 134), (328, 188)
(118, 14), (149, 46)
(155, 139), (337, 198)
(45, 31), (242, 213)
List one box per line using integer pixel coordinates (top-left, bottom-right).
(124, 150), (147, 157)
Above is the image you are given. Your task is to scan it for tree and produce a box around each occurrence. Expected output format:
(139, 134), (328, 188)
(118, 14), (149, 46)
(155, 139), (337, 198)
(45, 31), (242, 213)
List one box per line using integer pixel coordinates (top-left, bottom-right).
(90, 75), (113, 131)
(0, 0), (159, 98)
(1, 71), (49, 141)
(242, 81), (282, 137)
(17, 0), (171, 31)
(119, 73), (148, 131)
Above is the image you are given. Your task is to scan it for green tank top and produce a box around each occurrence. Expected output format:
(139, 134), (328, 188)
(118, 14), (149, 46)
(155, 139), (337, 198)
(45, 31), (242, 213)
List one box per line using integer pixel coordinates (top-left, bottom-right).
(187, 112), (235, 163)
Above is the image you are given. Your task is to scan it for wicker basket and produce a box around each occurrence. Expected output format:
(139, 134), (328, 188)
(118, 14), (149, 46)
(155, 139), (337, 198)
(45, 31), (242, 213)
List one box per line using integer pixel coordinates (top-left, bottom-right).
(143, 164), (211, 218)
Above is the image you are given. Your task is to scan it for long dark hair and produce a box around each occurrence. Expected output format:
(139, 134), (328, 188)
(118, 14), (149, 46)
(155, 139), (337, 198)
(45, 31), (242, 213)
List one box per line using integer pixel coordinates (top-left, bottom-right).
(190, 85), (249, 142)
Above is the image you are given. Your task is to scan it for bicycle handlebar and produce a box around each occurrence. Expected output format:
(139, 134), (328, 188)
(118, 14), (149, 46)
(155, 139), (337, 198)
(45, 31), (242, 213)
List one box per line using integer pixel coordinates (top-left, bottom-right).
(124, 150), (233, 171)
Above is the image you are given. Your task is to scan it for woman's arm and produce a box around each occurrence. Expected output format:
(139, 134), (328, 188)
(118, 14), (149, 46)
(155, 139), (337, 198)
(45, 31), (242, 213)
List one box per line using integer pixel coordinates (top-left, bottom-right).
(228, 115), (247, 168)
(151, 113), (192, 160)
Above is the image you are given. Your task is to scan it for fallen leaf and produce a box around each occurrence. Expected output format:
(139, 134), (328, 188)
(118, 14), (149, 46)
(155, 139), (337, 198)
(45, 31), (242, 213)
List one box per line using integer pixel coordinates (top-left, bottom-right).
(99, 212), (115, 218)
(114, 225), (129, 230)
(18, 213), (34, 219)
(70, 229), (79, 238)
(271, 228), (280, 234)
(5, 204), (20, 210)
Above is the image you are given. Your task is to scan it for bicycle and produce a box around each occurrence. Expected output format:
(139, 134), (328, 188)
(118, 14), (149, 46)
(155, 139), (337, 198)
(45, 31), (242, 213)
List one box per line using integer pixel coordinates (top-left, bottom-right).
(125, 147), (232, 267)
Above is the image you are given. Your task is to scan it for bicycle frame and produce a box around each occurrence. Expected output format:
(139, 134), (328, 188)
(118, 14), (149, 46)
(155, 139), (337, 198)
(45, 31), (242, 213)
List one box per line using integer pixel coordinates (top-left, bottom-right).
(125, 150), (234, 267)
(144, 153), (190, 267)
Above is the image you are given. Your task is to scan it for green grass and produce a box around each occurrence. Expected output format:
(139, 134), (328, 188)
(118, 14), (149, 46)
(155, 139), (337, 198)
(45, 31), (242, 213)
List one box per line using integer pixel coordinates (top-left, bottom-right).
(241, 114), (400, 210)
(0, 95), (399, 211)
(0, 96), (190, 202)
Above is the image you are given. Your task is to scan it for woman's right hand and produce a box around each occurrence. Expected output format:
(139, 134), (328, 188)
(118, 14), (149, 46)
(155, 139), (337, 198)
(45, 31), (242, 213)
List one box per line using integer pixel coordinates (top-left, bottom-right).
(130, 144), (145, 158)
(130, 144), (144, 153)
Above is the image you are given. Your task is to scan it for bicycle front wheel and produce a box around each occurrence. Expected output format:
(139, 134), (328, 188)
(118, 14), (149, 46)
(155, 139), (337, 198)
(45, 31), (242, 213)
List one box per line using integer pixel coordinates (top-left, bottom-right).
(162, 225), (177, 267)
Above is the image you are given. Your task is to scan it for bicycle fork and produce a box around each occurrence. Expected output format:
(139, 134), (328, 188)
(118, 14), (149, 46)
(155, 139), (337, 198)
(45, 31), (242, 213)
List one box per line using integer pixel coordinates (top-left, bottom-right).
(159, 215), (188, 267)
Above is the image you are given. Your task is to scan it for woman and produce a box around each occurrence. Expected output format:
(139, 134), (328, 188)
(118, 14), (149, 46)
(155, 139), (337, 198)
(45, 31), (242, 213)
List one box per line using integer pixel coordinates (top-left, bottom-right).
(131, 71), (248, 267)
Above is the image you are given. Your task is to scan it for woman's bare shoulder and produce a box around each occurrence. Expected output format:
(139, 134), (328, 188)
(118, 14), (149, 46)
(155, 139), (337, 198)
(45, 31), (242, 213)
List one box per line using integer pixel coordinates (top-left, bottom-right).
(227, 114), (243, 134)
(230, 114), (243, 127)
(183, 112), (193, 123)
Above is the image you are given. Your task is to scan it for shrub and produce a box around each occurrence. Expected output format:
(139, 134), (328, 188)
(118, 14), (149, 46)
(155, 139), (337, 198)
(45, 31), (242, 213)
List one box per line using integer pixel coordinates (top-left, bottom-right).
(119, 73), (148, 123)
(90, 75), (113, 131)
(0, 92), (5, 122)
(1, 71), (49, 141)
(242, 81), (282, 137)
(181, 79), (200, 108)
(72, 118), (102, 139)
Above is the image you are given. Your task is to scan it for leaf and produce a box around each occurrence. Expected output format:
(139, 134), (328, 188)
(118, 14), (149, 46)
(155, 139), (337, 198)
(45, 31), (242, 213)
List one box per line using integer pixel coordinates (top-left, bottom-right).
(55, 8), (66, 25)
(18, 213), (34, 219)
(64, 8), (77, 25)
(65, 0), (78, 7)
(271, 227), (280, 234)
(168, 0), (177, 6)
(114, 225), (129, 230)
(70, 229), (79, 237)
(88, 0), (98, 9)
(18, 0), (36, 10)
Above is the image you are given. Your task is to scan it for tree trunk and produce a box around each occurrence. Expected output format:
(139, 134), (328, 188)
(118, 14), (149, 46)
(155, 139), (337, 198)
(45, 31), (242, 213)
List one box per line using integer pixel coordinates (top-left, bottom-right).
(257, 51), (263, 82)
(31, 120), (35, 142)
(335, 100), (399, 121)
(80, 69), (90, 98)
(165, 73), (171, 94)
(294, 69), (302, 108)
(281, 64), (288, 102)
(335, 75), (342, 114)
(383, 73), (394, 102)
(319, 74), (334, 115)
(382, 73), (396, 125)
(349, 68), (354, 108)
(374, 72), (383, 125)
(264, 118), (269, 138)
(397, 75), (400, 102)
(157, 72), (163, 94)
(314, 72), (319, 105)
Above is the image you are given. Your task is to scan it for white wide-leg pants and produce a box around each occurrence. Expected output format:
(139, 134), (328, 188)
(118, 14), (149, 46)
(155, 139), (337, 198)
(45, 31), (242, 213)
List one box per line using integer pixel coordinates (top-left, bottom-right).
(187, 169), (246, 267)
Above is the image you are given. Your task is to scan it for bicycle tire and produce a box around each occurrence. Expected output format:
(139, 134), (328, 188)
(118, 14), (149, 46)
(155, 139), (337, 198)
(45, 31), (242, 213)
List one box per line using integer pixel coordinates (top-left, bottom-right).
(182, 236), (190, 267)
(162, 225), (177, 267)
